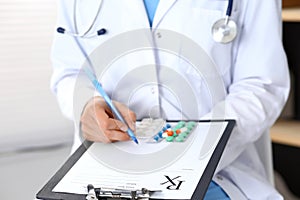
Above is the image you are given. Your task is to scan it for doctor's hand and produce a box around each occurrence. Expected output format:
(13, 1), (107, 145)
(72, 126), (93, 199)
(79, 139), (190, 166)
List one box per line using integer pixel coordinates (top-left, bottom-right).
(80, 96), (136, 143)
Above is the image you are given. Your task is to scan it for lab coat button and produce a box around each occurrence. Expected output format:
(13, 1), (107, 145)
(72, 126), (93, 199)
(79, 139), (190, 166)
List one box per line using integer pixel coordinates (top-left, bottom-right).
(216, 175), (223, 181)
(156, 32), (162, 38)
(151, 87), (155, 94)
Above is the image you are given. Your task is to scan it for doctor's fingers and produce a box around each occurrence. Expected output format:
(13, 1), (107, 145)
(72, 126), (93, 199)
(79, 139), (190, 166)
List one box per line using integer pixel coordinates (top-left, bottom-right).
(81, 125), (110, 143)
(90, 96), (137, 131)
(80, 115), (109, 143)
(81, 108), (132, 142)
(82, 96), (136, 133)
(81, 120), (130, 143)
(96, 101), (137, 132)
(81, 101), (131, 134)
(93, 116), (134, 142)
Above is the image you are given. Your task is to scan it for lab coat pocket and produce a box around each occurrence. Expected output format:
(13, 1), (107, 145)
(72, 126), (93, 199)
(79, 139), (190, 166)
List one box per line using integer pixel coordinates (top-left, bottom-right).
(187, 7), (224, 48)
(184, 66), (215, 116)
(185, 8), (233, 76)
(184, 65), (204, 98)
(191, 7), (223, 30)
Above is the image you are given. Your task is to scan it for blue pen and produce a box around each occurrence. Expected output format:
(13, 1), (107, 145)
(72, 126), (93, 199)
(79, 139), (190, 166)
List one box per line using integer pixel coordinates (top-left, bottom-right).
(63, 26), (138, 144)
(83, 68), (139, 144)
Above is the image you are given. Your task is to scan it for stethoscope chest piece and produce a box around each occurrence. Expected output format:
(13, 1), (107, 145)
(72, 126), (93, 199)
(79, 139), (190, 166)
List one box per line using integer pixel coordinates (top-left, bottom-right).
(212, 17), (237, 44)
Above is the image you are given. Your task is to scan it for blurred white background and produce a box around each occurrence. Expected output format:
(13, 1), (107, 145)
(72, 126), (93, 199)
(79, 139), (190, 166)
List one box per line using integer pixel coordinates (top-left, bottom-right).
(0, 1), (73, 199)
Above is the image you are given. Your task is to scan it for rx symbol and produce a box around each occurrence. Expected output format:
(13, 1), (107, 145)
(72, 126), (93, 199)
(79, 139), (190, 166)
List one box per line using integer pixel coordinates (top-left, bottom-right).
(160, 175), (185, 190)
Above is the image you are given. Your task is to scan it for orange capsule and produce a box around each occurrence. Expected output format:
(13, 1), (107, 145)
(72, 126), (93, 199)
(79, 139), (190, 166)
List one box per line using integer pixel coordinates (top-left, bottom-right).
(167, 130), (174, 136)
(176, 129), (181, 134)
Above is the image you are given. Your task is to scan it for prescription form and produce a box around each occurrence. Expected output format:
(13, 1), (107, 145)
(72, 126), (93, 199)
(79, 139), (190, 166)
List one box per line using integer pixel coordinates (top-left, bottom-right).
(53, 121), (228, 199)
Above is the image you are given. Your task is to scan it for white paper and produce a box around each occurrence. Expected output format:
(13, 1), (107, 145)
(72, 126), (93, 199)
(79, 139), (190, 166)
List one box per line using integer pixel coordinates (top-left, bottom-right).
(53, 121), (228, 199)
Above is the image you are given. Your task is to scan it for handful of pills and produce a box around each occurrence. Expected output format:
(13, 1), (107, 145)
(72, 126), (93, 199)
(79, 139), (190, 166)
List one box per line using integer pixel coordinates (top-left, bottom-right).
(138, 119), (196, 143)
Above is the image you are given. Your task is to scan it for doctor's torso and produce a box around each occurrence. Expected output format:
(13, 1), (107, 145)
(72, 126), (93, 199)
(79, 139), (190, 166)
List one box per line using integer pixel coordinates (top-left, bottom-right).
(55, 1), (288, 199)
(69, 0), (242, 120)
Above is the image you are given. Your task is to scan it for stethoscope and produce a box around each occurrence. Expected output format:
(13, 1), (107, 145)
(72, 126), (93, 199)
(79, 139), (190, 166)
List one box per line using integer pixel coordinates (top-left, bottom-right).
(57, 0), (106, 38)
(211, 0), (237, 43)
(57, 0), (237, 43)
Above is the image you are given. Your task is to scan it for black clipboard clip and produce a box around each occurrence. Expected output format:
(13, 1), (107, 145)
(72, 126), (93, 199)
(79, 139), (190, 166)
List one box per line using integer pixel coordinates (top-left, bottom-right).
(86, 184), (161, 200)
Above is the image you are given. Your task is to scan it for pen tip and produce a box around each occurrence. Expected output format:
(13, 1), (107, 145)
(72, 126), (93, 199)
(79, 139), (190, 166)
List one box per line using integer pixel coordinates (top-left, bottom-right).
(133, 138), (139, 144)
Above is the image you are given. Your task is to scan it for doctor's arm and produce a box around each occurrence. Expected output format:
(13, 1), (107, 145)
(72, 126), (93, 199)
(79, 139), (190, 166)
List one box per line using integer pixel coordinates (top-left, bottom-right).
(207, 0), (290, 172)
(51, 1), (136, 143)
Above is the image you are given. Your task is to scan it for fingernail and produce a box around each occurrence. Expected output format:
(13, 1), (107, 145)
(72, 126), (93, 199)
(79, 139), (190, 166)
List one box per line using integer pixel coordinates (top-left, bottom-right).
(120, 125), (128, 132)
(130, 122), (136, 131)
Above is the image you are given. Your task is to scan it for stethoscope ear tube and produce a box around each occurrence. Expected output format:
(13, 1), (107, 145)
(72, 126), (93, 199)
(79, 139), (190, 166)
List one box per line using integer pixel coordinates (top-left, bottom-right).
(97, 28), (107, 35)
(57, 27), (66, 34)
(56, 0), (106, 38)
(56, 26), (107, 38)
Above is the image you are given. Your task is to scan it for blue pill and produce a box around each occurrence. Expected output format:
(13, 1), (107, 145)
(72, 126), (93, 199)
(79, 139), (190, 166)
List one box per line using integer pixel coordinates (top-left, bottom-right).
(154, 135), (160, 141)
(158, 131), (163, 138)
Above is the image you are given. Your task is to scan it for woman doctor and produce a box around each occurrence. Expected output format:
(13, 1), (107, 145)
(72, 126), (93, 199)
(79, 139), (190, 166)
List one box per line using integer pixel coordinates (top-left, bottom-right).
(51, 0), (290, 199)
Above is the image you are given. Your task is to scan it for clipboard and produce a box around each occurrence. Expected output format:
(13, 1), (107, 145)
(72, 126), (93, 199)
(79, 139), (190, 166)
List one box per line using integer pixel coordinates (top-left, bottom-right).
(36, 119), (235, 200)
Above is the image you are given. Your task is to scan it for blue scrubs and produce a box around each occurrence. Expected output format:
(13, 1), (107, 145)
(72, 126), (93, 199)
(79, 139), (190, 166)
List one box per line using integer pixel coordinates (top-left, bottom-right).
(143, 0), (159, 27)
(204, 181), (230, 200)
(143, 1), (230, 199)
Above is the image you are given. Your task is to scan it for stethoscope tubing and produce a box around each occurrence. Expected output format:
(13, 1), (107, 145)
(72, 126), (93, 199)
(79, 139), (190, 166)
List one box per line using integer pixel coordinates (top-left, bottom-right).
(57, 0), (236, 43)
(226, 0), (233, 17)
(73, 0), (103, 38)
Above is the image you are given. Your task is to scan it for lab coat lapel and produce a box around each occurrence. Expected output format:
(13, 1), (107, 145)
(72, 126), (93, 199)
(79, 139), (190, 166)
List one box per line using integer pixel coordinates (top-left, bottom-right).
(121, 0), (150, 28)
(153, 0), (177, 29)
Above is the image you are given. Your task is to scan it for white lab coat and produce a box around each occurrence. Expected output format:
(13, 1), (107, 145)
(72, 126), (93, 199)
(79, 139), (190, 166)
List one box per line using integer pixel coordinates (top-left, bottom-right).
(51, 0), (290, 199)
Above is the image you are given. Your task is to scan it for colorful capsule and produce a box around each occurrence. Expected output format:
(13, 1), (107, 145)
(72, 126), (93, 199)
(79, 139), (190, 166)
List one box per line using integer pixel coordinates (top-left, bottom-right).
(166, 123), (171, 128)
(167, 130), (174, 136)
(175, 136), (185, 142)
(162, 132), (169, 138)
(166, 136), (174, 142)
(180, 132), (188, 138)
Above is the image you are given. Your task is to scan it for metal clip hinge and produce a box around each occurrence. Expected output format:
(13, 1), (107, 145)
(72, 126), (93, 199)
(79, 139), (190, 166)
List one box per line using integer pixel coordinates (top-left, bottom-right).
(86, 184), (161, 200)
